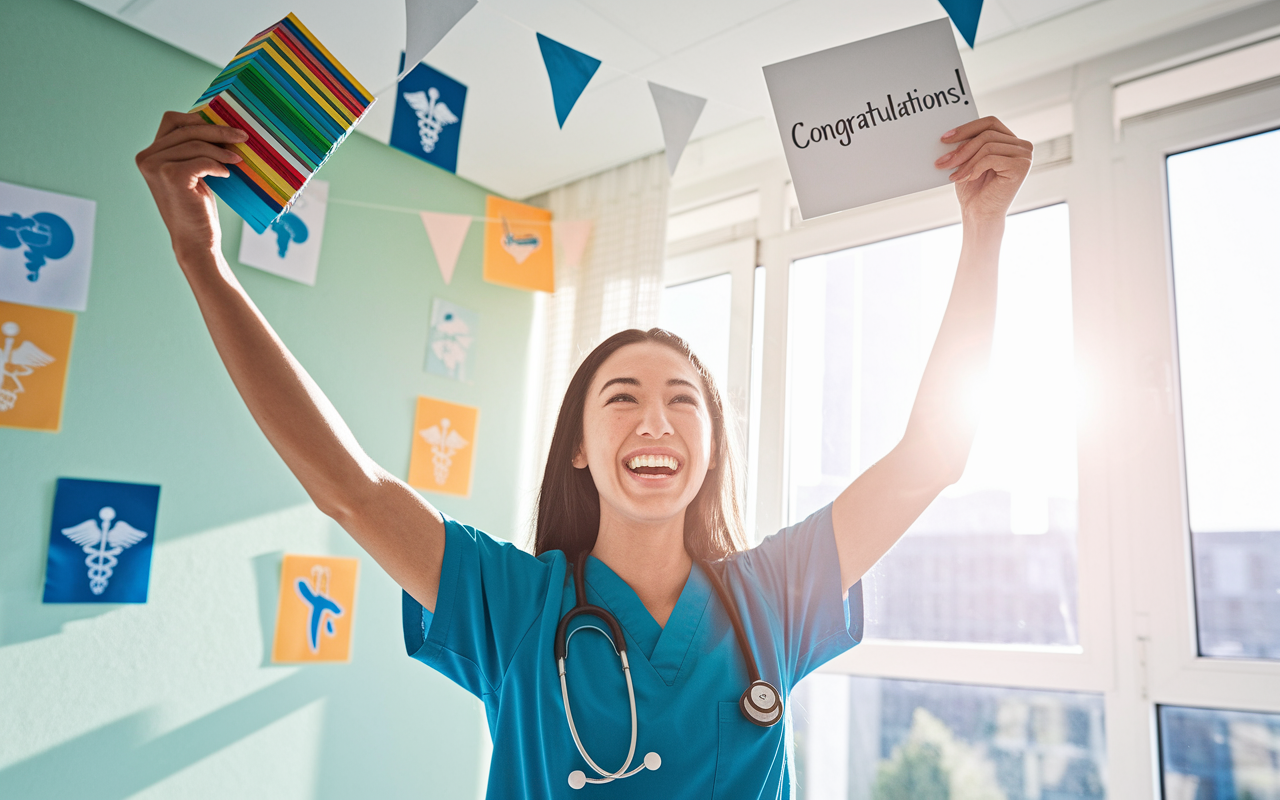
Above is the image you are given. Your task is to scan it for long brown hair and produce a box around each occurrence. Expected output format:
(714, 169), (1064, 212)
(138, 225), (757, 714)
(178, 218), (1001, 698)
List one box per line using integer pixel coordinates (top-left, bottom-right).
(532, 328), (747, 562)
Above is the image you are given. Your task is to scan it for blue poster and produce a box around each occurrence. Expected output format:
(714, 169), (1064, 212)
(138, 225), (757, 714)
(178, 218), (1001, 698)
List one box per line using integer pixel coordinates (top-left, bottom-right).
(390, 58), (467, 174)
(424, 297), (478, 382)
(43, 477), (160, 604)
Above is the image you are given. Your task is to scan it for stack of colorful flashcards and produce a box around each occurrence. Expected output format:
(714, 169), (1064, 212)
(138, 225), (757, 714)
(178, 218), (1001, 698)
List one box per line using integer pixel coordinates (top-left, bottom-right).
(191, 13), (374, 233)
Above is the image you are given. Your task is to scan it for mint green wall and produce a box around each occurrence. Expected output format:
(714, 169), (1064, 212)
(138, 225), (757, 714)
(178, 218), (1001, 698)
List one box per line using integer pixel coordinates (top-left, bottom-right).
(0, 1), (532, 796)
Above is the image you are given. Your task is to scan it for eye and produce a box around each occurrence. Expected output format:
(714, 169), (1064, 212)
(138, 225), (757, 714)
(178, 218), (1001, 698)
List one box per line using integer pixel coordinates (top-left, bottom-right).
(670, 393), (699, 406)
(606, 393), (637, 405)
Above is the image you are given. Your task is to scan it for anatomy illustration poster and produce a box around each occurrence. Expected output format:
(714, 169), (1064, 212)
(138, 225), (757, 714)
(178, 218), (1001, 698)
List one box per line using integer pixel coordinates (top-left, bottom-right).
(0, 300), (75, 432)
(407, 395), (478, 496)
(424, 298), (478, 382)
(482, 196), (554, 293)
(237, 179), (329, 286)
(271, 554), (359, 663)
(0, 181), (96, 312)
(43, 478), (160, 604)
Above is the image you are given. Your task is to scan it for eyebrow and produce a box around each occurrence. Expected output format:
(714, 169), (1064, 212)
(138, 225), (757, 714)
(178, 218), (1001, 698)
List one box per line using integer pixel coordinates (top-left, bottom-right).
(598, 377), (701, 395)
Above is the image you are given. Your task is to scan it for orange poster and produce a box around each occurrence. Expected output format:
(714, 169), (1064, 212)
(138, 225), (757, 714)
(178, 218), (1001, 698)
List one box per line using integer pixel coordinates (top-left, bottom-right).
(0, 300), (75, 432)
(482, 195), (554, 293)
(271, 554), (359, 663)
(407, 396), (478, 496)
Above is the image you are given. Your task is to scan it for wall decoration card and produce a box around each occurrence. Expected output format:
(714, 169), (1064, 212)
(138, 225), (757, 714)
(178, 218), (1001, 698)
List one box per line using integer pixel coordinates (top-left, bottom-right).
(43, 478), (160, 604)
(482, 196), (554, 293)
(0, 300), (75, 432)
(762, 18), (979, 219)
(425, 298), (478, 382)
(391, 60), (467, 174)
(271, 554), (359, 663)
(237, 179), (329, 285)
(408, 396), (478, 496)
(0, 180), (96, 311)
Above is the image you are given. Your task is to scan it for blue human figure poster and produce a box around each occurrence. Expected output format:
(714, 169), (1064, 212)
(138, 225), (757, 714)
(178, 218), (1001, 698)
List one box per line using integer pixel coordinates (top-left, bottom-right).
(390, 56), (467, 174)
(43, 478), (160, 604)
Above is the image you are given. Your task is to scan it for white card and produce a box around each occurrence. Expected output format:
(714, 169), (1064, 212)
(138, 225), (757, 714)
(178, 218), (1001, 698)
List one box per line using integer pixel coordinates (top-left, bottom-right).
(0, 180), (96, 311)
(763, 19), (979, 220)
(237, 180), (329, 286)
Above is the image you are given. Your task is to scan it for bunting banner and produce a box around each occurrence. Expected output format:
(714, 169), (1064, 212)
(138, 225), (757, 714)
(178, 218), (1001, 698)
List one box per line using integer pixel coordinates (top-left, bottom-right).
(391, 59), (467, 173)
(938, 0), (983, 47)
(408, 395), (478, 495)
(419, 211), (472, 284)
(0, 180), (96, 312)
(43, 477), (160, 604)
(648, 83), (707, 176)
(0, 299), (75, 432)
(401, 0), (477, 80)
(271, 554), (359, 663)
(483, 196), (554, 292)
(553, 219), (593, 270)
(536, 33), (601, 128)
(238, 179), (329, 285)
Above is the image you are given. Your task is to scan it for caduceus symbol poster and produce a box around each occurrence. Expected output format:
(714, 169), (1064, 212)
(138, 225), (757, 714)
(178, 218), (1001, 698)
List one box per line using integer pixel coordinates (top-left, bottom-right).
(407, 395), (478, 496)
(43, 477), (160, 604)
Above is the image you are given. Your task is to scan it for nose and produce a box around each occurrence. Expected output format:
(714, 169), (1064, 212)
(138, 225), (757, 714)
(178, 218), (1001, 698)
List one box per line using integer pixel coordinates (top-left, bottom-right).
(635, 397), (674, 439)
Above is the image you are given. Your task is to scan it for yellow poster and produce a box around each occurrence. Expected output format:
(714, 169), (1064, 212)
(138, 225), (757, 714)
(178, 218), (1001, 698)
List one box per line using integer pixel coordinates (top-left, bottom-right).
(407, 396), (478, 496)
(0, 300), (75, 432)
(482, 196), (554, 293)
(271, 554), (359, 663)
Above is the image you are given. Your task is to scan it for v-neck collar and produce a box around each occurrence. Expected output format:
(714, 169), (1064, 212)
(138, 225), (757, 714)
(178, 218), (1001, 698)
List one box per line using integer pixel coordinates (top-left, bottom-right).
(581, 556), (712, 686)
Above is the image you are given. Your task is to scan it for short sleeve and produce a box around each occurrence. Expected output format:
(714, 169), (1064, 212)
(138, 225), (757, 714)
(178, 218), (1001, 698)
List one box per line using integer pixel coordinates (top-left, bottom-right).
(402, 516), (551, 698)
(736, 503), (863, 685)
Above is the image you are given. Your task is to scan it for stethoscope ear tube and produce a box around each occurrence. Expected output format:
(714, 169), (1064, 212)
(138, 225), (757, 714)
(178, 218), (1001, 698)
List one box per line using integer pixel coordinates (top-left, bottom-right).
(702, 561), (784, 728)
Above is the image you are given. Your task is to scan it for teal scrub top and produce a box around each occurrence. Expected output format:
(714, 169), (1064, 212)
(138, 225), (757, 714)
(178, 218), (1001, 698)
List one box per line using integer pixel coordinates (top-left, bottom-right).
(402, 503), (863, 799)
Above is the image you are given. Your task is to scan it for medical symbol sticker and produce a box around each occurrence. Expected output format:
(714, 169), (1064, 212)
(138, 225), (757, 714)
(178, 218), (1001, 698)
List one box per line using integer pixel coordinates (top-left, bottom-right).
(408, 396), (478, 496)
(271, 554), (359, 663)
(0, 300), (75, 432)
(0, 180), (96, 312)
(390, 60), (467, 174)
(483, 196), (554, 293)
(43, 478), (160, 604)
(425, 298), (478, 382)
(238, 179), (329, 286)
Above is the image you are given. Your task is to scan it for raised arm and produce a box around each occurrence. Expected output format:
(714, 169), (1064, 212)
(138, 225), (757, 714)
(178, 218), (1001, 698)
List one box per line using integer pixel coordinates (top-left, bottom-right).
(832, 116), (1033, 592)
(136, 112), (446, 611)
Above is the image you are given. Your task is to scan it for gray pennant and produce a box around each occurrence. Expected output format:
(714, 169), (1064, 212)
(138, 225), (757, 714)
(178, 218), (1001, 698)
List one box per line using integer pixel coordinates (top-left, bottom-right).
(401, 0), (478, 80)
(648, 82), (707, 176)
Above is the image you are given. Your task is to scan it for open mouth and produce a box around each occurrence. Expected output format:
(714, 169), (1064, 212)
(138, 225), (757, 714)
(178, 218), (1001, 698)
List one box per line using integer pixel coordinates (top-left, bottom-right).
(625, 454), (680, 478)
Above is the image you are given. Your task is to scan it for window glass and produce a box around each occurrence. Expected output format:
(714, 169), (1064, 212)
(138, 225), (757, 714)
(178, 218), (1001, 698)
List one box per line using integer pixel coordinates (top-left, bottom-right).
(1168, 128), (1280, 659)
(660, 273), (732, 393)
(787, 204), (1079, 645)
(1159, 705), (1280, 799)
(793, 675), (1107, 799)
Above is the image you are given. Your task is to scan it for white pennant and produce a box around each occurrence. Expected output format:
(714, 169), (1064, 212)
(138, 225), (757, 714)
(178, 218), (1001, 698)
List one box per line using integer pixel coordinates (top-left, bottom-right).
(553, 220), (593, 270)
(420, 211), (472, 284)
(648, 82), (707, 176)
(401, 0), (478, 80)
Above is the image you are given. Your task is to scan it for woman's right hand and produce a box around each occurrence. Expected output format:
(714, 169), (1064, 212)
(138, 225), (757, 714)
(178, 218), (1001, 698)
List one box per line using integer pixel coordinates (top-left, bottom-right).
(135, 112), (247, 261)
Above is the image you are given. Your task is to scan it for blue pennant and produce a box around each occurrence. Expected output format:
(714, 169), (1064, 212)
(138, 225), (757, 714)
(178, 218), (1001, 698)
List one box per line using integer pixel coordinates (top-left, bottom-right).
(938, 0), (983, 48)
(536, 33), (601, 128)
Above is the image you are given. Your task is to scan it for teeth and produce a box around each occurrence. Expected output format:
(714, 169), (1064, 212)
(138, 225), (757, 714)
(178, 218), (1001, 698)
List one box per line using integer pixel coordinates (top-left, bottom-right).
(627, 454), (678, 471)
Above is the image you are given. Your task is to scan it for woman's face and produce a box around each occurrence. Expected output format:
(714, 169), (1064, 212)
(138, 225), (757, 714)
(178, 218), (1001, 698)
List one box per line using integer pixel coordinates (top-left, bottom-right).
(575, 341), (715, 528)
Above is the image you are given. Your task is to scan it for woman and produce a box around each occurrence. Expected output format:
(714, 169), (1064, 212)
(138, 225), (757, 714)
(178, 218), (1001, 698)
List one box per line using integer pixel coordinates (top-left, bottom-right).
(136, 112), (1031, 798)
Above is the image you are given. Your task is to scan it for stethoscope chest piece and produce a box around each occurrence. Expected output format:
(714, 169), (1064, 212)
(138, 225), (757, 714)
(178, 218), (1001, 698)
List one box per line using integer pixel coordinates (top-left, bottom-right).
(740, 679), (783, 727)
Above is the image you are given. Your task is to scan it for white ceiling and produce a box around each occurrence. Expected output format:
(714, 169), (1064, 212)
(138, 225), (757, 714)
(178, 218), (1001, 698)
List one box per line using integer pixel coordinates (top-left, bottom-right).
(81, 0), (1264, 197)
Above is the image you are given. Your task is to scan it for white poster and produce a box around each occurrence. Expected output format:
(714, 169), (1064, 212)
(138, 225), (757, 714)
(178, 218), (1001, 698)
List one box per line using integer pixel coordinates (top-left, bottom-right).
(237, 179), (329, 286)
(763, 19), (979, 220)
(0, 180), (96, 312)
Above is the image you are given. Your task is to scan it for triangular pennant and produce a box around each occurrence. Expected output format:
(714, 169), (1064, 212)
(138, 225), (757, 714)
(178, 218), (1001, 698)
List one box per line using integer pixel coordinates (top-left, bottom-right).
(648, 82), (707, 176)
(938, 0), (983, 48)
(536, 33), (601, 128)
(554, 220), (593, 269)
(420, 211), (472, 284)
(400, 0), (477, 79)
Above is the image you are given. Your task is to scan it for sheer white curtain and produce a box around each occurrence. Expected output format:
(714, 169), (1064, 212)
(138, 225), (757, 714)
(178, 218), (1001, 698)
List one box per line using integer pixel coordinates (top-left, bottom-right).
(517, 153), (670, 539)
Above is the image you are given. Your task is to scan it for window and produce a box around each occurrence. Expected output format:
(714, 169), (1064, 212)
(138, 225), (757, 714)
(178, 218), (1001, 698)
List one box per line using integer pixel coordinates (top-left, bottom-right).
(786, 204), (1079, 646)
(1168, 127), (1280, 660)
(660, 273), (733, 392)
(1159, 705), (1280, 798)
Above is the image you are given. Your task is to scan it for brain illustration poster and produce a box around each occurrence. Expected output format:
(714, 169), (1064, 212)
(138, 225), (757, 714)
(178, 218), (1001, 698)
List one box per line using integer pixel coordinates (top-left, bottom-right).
(482, 196), (554, 293)
(0, 180), (96, 312)
(271, 554), (359, 663)
(408, 396), (478, 496)
(0, 300), (75, 432)
(43, 478), (161, 604)
(237, 179), (329, 286)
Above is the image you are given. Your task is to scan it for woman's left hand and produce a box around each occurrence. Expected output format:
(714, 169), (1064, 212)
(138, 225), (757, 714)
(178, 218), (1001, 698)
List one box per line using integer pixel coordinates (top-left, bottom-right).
(935, 116), (1033, 223)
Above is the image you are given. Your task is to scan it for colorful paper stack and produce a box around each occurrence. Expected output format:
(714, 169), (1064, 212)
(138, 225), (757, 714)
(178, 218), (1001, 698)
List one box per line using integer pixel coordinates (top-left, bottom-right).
(191, 13), (374, 233)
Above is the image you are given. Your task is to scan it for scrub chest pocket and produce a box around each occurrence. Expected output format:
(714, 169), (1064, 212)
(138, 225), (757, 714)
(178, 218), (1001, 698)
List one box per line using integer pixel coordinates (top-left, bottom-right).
(713, 701), (786, 799)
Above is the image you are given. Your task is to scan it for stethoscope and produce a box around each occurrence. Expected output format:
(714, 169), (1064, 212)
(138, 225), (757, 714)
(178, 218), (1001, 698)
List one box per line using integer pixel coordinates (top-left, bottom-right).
(555, 554), (783, 790)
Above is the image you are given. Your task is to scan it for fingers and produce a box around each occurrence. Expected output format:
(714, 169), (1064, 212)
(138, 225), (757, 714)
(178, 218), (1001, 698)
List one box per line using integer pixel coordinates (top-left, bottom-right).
(936, 128), (1031, 170)
(138, 124), (248, 177)
(951, 152), (1032, 187)
(941, 116), (1015, 144)
(948, 141), (1031, 181)
(159, 140), (243, 166)
(155, 110), (208, 139)
(159, 157), (233, 188)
